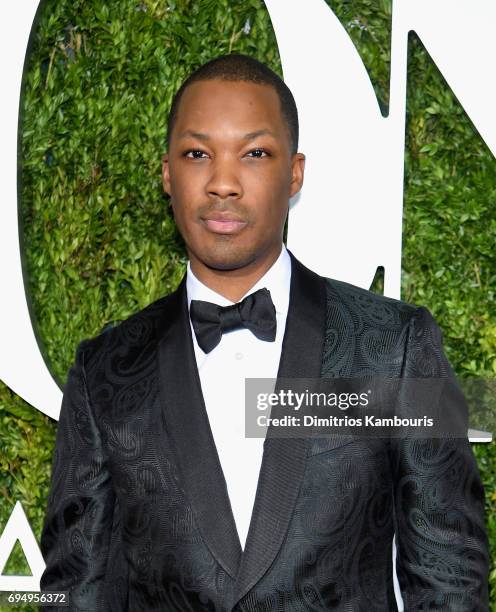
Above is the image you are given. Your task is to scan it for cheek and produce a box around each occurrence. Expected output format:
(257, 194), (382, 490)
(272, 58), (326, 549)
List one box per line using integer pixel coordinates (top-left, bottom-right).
(169, 163), (204, 197)
(259, 164), (290, 198)
(170, 199), (191, 237)
(170, 176), (192, 202)
(169, 177), (197, 224)
(256, 177), (290, 223)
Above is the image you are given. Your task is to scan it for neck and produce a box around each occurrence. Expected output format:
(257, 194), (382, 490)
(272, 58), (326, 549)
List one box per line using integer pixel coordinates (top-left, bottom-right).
(189, 245), (283, 302)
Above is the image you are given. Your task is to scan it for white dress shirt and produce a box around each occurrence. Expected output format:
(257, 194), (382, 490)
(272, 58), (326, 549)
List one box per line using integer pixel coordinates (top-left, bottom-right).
(186, 245), (291, 548)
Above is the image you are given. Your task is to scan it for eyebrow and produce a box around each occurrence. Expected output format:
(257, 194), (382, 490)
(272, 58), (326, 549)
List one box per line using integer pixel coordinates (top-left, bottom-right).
(177, 128), (277, 141)
(178, 130), (210, 141)
(243, 129), (277, 140)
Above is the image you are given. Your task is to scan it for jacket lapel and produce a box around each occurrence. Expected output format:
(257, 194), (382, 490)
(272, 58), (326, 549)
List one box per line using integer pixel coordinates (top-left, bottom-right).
(157, 277), (242, 579)
(232, 252), (328, 606)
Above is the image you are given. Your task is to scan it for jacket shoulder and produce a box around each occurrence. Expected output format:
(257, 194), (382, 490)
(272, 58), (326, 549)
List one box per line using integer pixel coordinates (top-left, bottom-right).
(324, 276), (419, 330)
(76, 291), (177, 368)
(321, 276), (451, 376)
(320, 277), (430, 377)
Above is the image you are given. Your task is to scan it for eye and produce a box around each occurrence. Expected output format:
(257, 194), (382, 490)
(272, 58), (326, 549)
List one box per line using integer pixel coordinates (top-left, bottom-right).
(184, 150), (208, 159)
(246, 148), (269, 158)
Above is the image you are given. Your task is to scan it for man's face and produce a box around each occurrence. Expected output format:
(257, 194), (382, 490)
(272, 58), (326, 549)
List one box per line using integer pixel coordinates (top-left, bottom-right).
(162, 79), (305, 274)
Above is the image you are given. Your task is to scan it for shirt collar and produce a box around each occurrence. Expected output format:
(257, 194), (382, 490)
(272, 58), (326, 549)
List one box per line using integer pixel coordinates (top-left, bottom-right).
(186, 244), (291, 316)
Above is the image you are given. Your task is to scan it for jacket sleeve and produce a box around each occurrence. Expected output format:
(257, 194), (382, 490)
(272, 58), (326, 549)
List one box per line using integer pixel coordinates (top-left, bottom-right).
(391, 306), (489, 611)
(40, 342), (116, 611)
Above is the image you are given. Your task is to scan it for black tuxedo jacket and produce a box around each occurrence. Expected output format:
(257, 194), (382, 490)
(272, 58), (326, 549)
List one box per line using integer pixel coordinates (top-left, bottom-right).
(40, 252), (489, 611)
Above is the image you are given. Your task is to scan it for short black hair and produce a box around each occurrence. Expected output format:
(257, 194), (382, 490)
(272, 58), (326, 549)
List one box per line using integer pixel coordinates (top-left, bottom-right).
(166, 53), (299, 154)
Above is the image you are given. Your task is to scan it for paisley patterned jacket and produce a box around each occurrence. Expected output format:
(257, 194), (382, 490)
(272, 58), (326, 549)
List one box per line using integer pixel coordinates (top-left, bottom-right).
(40, 252), (489, 611)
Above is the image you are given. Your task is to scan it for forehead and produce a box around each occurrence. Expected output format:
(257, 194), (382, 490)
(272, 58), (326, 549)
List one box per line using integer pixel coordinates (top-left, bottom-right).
(174, 79), (286, 137)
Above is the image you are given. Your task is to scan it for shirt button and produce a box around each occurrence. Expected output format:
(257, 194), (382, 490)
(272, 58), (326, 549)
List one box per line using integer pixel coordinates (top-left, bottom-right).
(235, 352), (244, 360)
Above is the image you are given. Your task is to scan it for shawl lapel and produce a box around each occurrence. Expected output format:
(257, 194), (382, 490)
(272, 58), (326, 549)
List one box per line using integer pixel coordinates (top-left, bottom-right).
(232, 252), (327, 606)
(157, 277), (242, 578)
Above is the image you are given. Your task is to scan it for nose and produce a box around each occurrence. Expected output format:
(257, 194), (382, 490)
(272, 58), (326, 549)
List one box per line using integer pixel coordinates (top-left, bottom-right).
(206, 157), (243, 200)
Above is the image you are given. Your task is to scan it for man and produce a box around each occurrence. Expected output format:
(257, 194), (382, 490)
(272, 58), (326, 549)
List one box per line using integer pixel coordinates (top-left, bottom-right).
(40, 53), (489, 611)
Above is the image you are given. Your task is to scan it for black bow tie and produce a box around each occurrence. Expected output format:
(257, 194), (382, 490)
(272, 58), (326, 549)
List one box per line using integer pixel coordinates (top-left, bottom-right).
(190, 288), (277, 353)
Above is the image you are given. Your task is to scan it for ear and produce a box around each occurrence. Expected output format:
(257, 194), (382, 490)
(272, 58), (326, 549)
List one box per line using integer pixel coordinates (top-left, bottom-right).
(289, 152), (306, 197)
(162, 153), (171, 195)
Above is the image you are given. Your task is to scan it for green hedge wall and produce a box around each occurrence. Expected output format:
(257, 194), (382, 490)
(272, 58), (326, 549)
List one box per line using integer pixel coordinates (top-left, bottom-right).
(0, 0), (495, 609)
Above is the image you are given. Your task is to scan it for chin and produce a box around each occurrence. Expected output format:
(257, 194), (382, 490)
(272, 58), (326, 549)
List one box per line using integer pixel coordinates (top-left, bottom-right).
(199, 245), (258, 272)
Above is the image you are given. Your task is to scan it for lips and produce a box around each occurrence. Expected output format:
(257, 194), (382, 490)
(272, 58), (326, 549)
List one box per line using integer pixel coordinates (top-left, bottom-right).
(201, 211), (248, 235)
